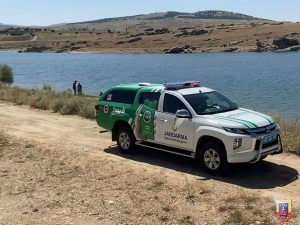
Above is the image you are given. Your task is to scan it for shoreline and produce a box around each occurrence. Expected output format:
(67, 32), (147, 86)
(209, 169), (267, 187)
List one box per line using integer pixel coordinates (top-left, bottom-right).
(0, 84), (299, 120)
(1, 48), (300, 54)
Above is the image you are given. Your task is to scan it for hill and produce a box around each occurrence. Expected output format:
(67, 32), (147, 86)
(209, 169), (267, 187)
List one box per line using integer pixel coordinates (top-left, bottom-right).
(61, 10), (271, 32)
(1, 10), (300, 54)
(72, 10), (270, 25)
(0, 23), (7, 28)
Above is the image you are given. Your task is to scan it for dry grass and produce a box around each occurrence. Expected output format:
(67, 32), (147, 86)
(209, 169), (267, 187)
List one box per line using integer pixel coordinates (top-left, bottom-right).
(220, 195), (274, 225)
(0, 132), (289, 225)
(0, 131), (9, 146)
(0, 84), (97, 119)
(276, 116), (300, 156)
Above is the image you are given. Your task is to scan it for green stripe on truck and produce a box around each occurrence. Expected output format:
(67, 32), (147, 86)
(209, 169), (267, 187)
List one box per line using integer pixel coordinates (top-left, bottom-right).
(240, 108), (274, 124)
(214, 116), (255, 128)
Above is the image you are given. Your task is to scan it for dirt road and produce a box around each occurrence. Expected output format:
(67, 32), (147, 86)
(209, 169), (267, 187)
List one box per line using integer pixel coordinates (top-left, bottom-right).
(0, 102), (299, 224)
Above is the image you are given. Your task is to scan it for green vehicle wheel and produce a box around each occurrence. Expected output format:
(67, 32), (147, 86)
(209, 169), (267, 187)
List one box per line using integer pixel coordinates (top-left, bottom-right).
(117, 126), (136, 154)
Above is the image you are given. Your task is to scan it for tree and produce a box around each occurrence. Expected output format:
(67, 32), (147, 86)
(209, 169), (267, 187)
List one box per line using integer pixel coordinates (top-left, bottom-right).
(0, 64), (14, 85)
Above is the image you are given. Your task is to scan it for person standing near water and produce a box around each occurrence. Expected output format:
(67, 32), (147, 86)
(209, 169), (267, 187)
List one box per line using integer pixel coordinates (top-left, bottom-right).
(77, 82), (82, 95)
(73, 80), (77, 95)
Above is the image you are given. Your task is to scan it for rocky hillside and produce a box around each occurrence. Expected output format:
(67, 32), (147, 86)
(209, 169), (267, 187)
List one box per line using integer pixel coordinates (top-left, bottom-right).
(57, 10), (274, 35)
(2, 10), (300, 54)
(73, 10), (270, 25)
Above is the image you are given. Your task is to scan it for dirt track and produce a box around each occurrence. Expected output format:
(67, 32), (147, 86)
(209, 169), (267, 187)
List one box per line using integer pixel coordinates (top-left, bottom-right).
(0, 102), (299, 224)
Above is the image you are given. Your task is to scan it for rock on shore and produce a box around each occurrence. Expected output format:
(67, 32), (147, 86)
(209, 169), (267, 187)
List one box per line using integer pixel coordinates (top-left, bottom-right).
(165, 47), (185, 54)
(273, 37), (299, 49)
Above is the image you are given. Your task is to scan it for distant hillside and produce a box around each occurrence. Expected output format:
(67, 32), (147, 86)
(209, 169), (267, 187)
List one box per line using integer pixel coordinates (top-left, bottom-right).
(72, 10), (271, 25)
(0, 23), (20, 29)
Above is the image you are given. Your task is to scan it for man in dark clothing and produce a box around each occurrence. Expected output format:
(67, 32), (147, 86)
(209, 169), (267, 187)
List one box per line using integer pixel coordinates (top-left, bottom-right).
(77, 82), (82, 95)
(73, 81), (77, 95)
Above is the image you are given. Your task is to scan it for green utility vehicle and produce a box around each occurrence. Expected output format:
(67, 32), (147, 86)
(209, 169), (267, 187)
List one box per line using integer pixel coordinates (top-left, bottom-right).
(95, 82), (282, 174)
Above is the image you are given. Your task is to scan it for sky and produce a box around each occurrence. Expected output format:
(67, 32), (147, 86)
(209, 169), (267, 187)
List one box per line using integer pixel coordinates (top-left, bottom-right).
(1, 0), (300, 26)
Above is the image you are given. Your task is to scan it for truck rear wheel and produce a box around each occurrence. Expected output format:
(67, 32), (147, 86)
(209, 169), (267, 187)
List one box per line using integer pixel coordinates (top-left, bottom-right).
(199, 142), (228, 175)
(116, 127), (136, 154)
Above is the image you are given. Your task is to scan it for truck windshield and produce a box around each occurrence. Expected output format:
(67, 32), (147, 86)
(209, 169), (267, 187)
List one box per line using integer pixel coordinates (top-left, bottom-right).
(183, 91), (238, 115)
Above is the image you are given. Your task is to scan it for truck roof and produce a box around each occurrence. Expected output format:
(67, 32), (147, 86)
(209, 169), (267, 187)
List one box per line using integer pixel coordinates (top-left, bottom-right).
(111, 82), (215, 94)
(114, 83), (164, 91)
(176, 87), (215, 95)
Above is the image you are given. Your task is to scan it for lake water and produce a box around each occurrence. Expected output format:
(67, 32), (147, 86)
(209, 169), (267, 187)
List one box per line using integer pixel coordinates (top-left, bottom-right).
(0, 51), (299, 119)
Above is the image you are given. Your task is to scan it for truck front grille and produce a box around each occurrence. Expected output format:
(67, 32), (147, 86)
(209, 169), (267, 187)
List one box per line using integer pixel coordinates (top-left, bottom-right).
(246, 123), (277, 135)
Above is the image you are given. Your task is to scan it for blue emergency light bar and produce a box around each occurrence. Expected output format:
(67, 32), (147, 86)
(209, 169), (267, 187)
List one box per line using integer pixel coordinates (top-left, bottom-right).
(164, 81), (201, 90)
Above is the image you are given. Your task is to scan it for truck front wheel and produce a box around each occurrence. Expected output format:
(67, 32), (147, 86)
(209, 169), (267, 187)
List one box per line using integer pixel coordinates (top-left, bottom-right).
(199, 142), (228, 175)
(116, 127), (136, 154)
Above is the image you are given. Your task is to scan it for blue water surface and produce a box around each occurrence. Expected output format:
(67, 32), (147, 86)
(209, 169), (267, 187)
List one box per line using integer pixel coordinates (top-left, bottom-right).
(0, 51), (299, 119)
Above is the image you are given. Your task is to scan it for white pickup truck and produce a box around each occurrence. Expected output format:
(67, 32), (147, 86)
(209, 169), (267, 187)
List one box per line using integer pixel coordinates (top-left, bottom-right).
(95, 81), (283, 174)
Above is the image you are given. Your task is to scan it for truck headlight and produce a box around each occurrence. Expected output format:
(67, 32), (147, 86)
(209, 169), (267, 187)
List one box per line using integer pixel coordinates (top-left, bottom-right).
(224, 127), (247, 134)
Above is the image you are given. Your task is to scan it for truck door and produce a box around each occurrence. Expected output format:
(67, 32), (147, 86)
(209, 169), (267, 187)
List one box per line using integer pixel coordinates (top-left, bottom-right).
(156, 93), (194, 151)
(133, 92), (160, 141)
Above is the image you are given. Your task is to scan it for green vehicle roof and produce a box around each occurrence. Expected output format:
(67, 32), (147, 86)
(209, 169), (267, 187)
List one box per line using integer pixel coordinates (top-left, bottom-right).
(112, 83), (164, 91)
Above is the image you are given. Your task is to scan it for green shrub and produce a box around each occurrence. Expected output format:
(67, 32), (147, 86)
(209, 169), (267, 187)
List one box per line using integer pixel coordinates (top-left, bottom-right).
(50, 98), (65, 113)
(60, 98), (81, 115)
(0, 85), (96, 119)
(0, 64), (14, 85)
(37, 97), (50, 110)
(28, 93), (50, 110)
(79, 101), (96, 119)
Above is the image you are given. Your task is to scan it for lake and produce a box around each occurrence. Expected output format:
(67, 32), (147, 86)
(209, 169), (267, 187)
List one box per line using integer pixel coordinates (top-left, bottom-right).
(0, 51), (299, 119)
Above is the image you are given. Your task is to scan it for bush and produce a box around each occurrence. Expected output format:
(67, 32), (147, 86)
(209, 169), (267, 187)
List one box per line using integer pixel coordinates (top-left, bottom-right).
(79, 101), (96, 119)
(0, 64), (14, 85)
(0, 85), (94, 119)
(29, 94), (50, 110)
(60, 98), (81, 115)
(276, 116), (300, 156)
(50, 98), (65, 113)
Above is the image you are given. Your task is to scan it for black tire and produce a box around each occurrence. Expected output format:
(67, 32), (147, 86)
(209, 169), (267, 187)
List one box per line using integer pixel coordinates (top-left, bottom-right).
(116, 126), (136, 154)
(199, 142), (228, 175)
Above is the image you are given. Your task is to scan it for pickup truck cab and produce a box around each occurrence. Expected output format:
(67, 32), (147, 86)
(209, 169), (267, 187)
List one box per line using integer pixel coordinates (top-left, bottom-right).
(95, 81), (282, 174)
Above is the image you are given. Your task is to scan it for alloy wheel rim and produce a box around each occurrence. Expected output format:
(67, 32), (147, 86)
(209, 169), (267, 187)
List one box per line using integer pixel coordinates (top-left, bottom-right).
(119, 132), (130, 150)
(204, 149), (220, 170)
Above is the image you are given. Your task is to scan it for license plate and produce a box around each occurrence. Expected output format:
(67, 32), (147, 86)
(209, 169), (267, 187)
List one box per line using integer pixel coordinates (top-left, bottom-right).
(263, 134), (278, 144)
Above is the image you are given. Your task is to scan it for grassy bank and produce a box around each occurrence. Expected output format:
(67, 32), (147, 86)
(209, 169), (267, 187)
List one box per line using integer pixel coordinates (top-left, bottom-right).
(0, 85), (299, 156)
(275, 116), (300, 156)
(0, 85), (97, 119)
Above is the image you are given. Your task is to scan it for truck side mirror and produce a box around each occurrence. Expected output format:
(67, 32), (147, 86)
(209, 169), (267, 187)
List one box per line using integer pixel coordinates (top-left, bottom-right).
(99, 92), (103, 96)
(176, 109), (192, 118)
